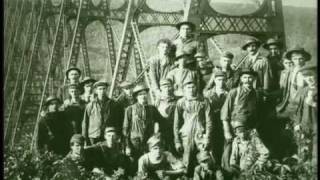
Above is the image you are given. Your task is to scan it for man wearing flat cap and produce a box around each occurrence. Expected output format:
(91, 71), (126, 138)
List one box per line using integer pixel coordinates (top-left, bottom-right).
(60, 83), (86, 134)
(239, 37), (272, 92)
(173, 77), (212, 177)
(80, 76), (96, 104)
(82, 80), (118, 146)
(204, 70), (228, 165)
(85, 127), (132, 178)
(221, 68), (264, 144)
(166, 49), (201, 97)
(173, 21), (200, 59)
(194, 151), (224, 180)
(154, 79), (178, 152)
(137, 134), (186, 180)
(229, 121), (269, 175)
(123, 83), (162, 169)
(263, 38), (285, 91)
(206, 51), (238, 92)
(149, 38), (176, 97)
(54, 134), (96, 179)
(56, 67), (82, 101)
(37, 96), (71, 156)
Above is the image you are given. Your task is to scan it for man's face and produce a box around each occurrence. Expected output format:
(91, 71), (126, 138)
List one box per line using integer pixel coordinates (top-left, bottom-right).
(48, 100), (60, 112)
(184, 83), (197, 97)
(158, 42), (170, 56)
(160, 85), (173, 96)
(246, 43), (258, 55)
(235, 128), (250, 140)
(84, 83), (93, 93)
(68, 70), (80, 82)
(95, 86), (107, 98)
(291, 53), (306, 68)
(220, 57), (232, 69)
(150, 146), (163, 159)
(282, 59), (293, 70)
(304, 75), (317, 87)
(179, 24), (192, 39)
(240, 74), (254, 87)
(268, 44), (281, 57)
(214, 76), (226, 88)
(71, 142), (83, 157)
(68, 88), (79, 98)
(104, 131), (118, 148)
(136, 91), (148, 105)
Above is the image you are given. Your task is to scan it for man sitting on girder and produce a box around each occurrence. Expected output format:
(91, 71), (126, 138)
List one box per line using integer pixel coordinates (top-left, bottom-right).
(148, 38), (176, 98)
(173, 21), (200, 60)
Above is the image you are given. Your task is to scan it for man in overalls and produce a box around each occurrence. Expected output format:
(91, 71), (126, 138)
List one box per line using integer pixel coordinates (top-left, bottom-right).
(173, 78), (212, 177)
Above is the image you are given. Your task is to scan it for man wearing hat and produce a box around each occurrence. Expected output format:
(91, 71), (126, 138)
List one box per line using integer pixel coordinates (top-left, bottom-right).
(204, 70), (228, 165)
(173, 77), (212, 177)
(221, 68), (264, 143)
(85, 127), (132, 178)
(173, 21), (199, 59)
(55, 134), (95, 178)
(288, 65), (317, 159)
(166, 49), (201, 97)
(37, 95), (71, 156)
(60, 83), (86, 134)
(57, 67), (82, 101)
(195, 51), (215, 90)
(239, 37), (272, 92)
(276, 47), (311, 123)
(154, 78), (178, 152)
(194, 151), (224, 180)
(123, 83), (162, 167)
(229, 121), (269, 174)
(82, 80), (118, 145)
(80, 76), (96, 104)
(137, 134), (186, 179)
(263, 38), (285, 91)
(149, 38), (176, 97)
(205, 51), (238, 92)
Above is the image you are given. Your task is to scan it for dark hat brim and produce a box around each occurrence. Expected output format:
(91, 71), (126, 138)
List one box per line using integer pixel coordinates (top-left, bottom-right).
(93, 82), (109, 88)
(262, 41), (283, 50)
(176, 21), (196, 31)
(132, 88), (149, 97)
(44, 98), (61, 107)
(65, 67), (81, 78)
(241, 41), (261, 50)
(80, 79), (96, 87)
(239, 70), (258, 77)
(285, 49), (311, 61)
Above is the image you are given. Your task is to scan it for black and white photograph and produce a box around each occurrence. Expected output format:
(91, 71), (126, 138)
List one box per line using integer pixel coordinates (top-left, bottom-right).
(3, 0), (318, 179)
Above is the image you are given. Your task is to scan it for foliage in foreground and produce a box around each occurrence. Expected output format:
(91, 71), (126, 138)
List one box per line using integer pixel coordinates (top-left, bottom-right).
(4, 132), (317, 180)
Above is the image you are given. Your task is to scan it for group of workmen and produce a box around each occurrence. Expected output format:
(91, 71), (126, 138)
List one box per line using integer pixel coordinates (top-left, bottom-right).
(36, 20), (317, 180)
